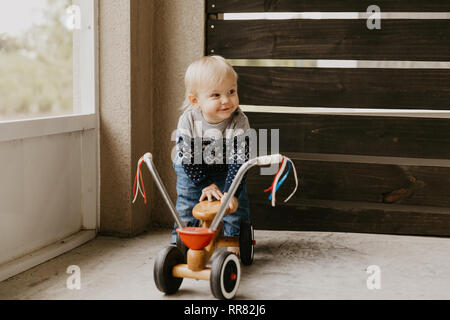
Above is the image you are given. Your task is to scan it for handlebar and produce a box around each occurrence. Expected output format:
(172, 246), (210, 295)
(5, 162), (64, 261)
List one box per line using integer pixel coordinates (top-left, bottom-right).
(208, 154), (284, 232)
(140, 153), (289, 232)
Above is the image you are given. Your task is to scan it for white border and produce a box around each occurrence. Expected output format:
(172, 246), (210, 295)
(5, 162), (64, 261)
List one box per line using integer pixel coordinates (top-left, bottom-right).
(228, 59), (450, 69)
(224, 12), (450, 20)
(241, 105), (450, 118)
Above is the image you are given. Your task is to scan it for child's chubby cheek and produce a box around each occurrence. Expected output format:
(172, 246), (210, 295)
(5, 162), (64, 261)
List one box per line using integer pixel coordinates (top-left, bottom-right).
(219, 104), (238, 114)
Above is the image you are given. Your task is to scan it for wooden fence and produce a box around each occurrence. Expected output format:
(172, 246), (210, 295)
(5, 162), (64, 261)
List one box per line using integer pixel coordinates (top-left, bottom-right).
(206, 0), (450, 235)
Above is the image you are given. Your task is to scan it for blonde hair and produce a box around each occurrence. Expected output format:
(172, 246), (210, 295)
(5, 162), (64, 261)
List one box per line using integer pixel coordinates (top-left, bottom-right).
(181, 55), (238, 110)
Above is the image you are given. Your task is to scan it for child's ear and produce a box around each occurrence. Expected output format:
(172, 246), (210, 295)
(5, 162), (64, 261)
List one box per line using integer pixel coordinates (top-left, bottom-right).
(188, 94), (199, 109)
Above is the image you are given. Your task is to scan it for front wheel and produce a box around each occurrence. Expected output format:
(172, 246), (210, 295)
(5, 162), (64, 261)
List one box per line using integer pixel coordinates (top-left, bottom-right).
(210, 251), (241, 300)
(153, 246), (184, 294)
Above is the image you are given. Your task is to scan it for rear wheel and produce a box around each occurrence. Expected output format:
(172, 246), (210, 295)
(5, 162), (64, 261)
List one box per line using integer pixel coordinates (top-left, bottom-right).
(153, 246), (184, 294)
(239, 220), (254, 266)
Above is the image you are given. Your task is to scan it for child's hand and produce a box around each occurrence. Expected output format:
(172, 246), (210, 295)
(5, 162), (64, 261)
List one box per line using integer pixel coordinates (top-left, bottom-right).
(221, 193), (239, 214)
(200, 184), (223, 202)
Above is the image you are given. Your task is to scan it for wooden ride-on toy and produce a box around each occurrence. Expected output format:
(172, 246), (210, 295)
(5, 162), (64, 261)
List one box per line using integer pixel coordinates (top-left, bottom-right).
(169, 200), (254, 299)
(140, 153), (296, 299)
(175, 200), (255, 265)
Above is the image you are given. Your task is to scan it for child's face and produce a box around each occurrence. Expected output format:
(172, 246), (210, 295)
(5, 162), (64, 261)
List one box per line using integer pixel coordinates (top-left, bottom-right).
(189, 75), (239, 124)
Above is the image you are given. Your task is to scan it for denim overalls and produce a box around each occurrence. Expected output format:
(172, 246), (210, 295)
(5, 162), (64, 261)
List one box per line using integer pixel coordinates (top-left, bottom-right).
(171, 161), (250, 244)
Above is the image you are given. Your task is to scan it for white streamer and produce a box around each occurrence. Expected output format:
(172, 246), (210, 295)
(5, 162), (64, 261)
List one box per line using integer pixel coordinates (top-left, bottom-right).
(283, 157), (299, 203)
(271, 157), (287, 207)
(132, 157), (145, 203)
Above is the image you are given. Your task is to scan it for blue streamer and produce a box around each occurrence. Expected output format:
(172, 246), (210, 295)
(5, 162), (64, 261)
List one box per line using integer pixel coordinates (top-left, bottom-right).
(269, 161), (291, 201)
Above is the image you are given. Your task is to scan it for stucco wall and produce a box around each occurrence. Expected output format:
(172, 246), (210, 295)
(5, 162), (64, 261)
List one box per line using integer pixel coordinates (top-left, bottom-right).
(99, 0), (204, 235)
(130, 0), (154, 234)
(151, 0), (205, 227)
(99, 0), (132, 236)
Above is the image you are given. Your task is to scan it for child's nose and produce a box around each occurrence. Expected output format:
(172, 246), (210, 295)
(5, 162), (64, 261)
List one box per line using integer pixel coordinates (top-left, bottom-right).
(221, 96), (230, 104)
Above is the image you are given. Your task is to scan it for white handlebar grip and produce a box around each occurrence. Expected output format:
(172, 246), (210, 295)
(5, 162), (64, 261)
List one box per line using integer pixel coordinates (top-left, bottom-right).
(257, 154), (283, 166)
(143, 153), (153, 161)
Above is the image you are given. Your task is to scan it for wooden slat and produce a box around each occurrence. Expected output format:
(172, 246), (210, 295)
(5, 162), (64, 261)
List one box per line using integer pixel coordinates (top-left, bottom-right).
(207, 20), (450, 61)
(246, 160), (450, 208)
(207, 0), (450, 13)
(247, 113), (450, 159)
(249, 200), (450, 236)
(236, 67), (450, 110)
(247, 159), (450, 235)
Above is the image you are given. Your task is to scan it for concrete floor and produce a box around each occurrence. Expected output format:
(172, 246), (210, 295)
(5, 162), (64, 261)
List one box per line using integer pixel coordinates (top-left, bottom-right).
(0, 228), (449, 300)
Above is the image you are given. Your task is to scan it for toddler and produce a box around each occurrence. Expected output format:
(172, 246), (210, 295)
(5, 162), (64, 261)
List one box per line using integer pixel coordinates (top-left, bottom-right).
(172, 55), (250, 256)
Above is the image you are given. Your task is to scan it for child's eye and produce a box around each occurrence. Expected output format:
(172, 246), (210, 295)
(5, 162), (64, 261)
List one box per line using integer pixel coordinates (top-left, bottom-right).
(211, 93), (220, 98)
(228, 89), (236, 95)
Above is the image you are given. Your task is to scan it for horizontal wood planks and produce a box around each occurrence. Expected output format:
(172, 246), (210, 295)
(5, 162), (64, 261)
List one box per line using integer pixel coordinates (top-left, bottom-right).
(247, 112), (450, 159)
(236, 67), (450, 110)
(207, 20), (450, 61)
(245, 113), (450, 235)
(207, 0), (450, 13)
(246, 162), (450, 236)
(206, 0), (450, 235)
(247, 160), (450, 207)
(248, 200), (450, 236)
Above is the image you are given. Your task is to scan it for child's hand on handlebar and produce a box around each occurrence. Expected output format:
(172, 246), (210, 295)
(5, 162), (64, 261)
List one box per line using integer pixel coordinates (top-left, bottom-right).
(221, 193), (239, 214)
(200, 184), (223, 202)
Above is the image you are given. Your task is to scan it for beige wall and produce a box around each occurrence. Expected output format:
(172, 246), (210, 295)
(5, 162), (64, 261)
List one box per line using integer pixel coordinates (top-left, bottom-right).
(151, 0), (205, 226)
(99, 0), (204, 236)
(99, 0), (132, 236)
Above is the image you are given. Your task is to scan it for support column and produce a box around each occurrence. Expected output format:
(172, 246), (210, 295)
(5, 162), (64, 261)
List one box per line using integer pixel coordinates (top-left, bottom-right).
(99, 0), (153, 236)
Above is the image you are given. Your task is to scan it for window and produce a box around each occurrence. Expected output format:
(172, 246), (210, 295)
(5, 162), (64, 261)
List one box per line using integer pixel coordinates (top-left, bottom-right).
(0, 0), (91, 121)
(0, 0), (97, 278)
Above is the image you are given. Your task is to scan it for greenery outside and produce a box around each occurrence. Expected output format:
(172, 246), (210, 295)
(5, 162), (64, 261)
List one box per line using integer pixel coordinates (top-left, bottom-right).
(0, 0), (73, 121)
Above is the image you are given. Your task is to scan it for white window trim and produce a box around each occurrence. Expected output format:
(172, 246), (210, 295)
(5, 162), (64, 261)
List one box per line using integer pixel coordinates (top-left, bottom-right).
(0, 0), (99, 142)
(0, 113), (96, 142)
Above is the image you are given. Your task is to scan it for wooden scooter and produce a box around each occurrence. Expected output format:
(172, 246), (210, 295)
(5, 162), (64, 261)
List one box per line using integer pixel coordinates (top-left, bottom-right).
(173, 200), (254, 299)
(141, 153), (288, 299)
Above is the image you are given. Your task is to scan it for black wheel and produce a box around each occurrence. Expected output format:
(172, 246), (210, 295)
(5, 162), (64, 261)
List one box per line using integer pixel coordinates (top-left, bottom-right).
(239, 220), (254, 266)
(153, 246), (184, 294)
(210, 251), (241, 300)
(176, 232), (188, 261)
